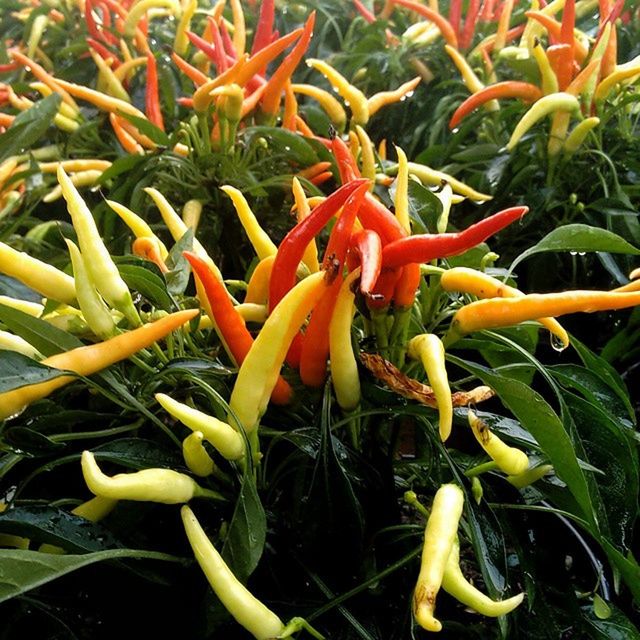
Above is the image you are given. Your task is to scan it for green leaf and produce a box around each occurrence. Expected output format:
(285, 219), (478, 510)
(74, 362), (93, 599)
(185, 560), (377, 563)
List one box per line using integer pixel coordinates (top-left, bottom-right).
(3, 426), (66, 456)
(0, 351), (69, 393)
(244, 127), (319, 167)
(406, 180), (443, 234)
(447, 356), (596, 527)
(116, 262), (173, 311)
(0, 547), (181, 605)
(92, 438), (183, 471)
(165, 228), (193, 296)
(97, 155), (148, 184)
(118, 112), (171, 146)
(221, 472), (266, 583)
(592, 594), (612, 620)
(509, 224), (640, 275)
(0, 95), (61, 163)
(0, 304), (83, 357)
(0, 506), (122, 552)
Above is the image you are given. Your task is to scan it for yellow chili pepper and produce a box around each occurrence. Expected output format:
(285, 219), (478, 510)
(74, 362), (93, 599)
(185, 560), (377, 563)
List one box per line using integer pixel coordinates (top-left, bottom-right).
(89, 50), (131, 103)
(113, 56), (147, 83)
(394, 146), (411, 234)
(228, 271), (327, 433)
(441, 537), (525, 616)
(413, 484), (465, 632)
(54, 78), (146, 119)
(563, 117), (600, 155)
(173, 0), (197, 55)
(245, 255), (276, 305)
(81, 450), (215, 503)
(506, 92), (580, 151)
(0, 241), (76, 304)
(123, 0), (181, 36)
(468, 410), (529, 475)
(291, 83), (347, 132)
(435, 182), (453, 234)
(65, 239), (117, 340)
(29, 82), (81, 120)
(43, 169), (104, 202)
(27, 14), (49, 58)
(155, 393), (245, 461)
(0, 308), (198, 420)
(440, 266), (569, 349)
(405, 162), (492, 201)
(532, 39), (560, 95)
(144, 187), (224, 282)
(507, 463), (554, 488)
(329, 269), (362, 411)
(38, 160), (111, 173)
(306, 59), (370, 126)
(192, 55), (249, 112)
(181, 505), (285, 639)
(221, 186), (278, 260)
(494, 0), (514, 51)
(235, 303), (268, 324)
(0, 330), (43, 359)
(367, 77), (421, 118)
(182, 199), (202, 232)
(0, 295), (43, 317)
(445, 289), (640, 345)
(106, 199), (169, 259)
(595, 59), (640, 102)
(291, 178), (320, 273)
(355, 126), (376, 186)
(407, 334), (453, 442)
(182, 431), (215, 477)
(58, 167), (140, 326)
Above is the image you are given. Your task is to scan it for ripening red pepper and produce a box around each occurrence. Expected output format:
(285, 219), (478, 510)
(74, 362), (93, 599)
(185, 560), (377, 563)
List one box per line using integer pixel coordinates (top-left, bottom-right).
(260, 12), (315, 117)
(87, 38), (122, 69)
(352, 0), (376, 23)
(299, 182), (369, 387)
(358, 194), (406, 244)
(460, 0), (481, 49)
(172, 53), (208, 86)
(251, 0), (275, 57)
(394, 263), (422, 307)
(382, 206), (528, 268)
(207, 17), (228, 73)
(449, 0), (462, 41)
(269, 179), (368, 311)
(348, 229), (382, 297)
(220, 20), (237, 59)
(185, 252), (292, 405)
(145, 53), (164, 131)
(449, 82), (543, 129)
(332, 135), (360, 183)
(186, 30), (220, 66)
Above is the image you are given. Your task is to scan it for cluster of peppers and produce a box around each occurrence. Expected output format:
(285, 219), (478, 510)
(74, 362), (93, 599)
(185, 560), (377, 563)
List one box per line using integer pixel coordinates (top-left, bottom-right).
(3, 129), (640, 632)
(2, 0), (640, 635)
(353, 0), (640, 160)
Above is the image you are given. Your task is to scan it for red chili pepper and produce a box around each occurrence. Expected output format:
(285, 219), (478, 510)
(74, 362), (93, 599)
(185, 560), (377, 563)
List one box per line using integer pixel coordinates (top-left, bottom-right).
(0, 63), (19, 73)
(310, 171), (333, 186)
(186, 30), (220, 66)
(460, 0), (481, 49)
(368, 267), (402, 309)
(220, 20), (237, 59)
(358, 194), (406, 245)
(299, 184), (369, 385)
(449, 0), (462, 41)
(560, 0), (575, 48)
(331, 135), (360, 183)
(87, 37), (122, 69)
(260, 12), (315, 117)
(479, 24), (525, 53)
(382, 206), (528, 268)
(348, 229), (382, 296)
(449, 81), (543, 129)
(85, 0), (105, 43)
(251, 0), (275, 56)
(547, 43), (573, 90)
(479, 0), (496, 22)
(185, 252), (292, 405)
(269, 178), (368, 312)
(352, 0), (376, 23)
(145, 53), (164, 131)
(207, 17), (229, 73)
(172, 52), (208, 86)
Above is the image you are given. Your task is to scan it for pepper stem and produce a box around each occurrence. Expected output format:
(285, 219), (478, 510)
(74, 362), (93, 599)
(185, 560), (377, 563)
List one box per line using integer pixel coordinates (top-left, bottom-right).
(193, 486), (226, 501)
(278, 617), (326, 639)
(371, 308), (390, 357)
(388, 305), (412, 368)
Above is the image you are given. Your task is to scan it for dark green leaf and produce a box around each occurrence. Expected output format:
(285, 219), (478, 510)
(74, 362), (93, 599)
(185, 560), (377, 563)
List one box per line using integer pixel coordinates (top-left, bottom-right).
(117, 264), (173, 311)
(0, 304), (83, 357)
(0, 351), (69, 393)
(509, 225), (640, 274)
(221, 472), (266, 583)
(0, 506), (122, 552)
(0, 95), (61, 163)
(406, 180), (443, 234)
(92, 438), (182, 470)
(97, 155), (148, 184)
(0, 275), (42, 302)
(447, 356), (596, 527)
(3, 426), (65, 456)
(581, 602), (640, 639)
(0, 547), (181, 605)
(244, 127), (319, 166)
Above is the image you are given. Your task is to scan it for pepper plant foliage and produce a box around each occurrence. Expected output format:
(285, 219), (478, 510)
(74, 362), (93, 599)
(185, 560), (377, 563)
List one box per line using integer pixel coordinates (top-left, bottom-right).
(0, 0), (639, 638)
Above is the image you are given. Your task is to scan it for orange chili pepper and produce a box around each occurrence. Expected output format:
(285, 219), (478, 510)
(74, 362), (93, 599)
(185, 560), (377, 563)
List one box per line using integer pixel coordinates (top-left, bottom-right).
(392, 0), (458, 48)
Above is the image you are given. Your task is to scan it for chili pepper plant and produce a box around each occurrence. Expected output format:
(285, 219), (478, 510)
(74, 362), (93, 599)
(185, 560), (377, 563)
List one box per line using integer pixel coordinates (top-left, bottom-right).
(0, 0), (639, 638)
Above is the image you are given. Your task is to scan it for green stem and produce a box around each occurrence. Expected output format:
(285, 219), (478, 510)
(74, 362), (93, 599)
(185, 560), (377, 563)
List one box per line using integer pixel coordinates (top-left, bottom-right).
(464, 460), (498, 478)
(279, 617), (325, 639)
(371, 308), (390, 357)
(388, 306), (412, 368)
